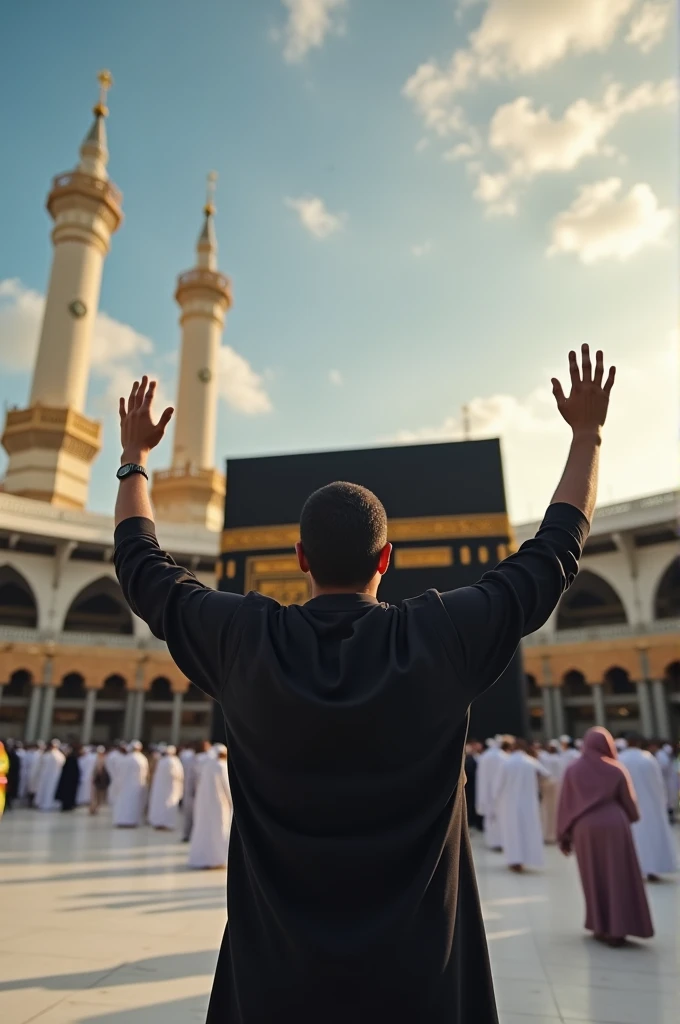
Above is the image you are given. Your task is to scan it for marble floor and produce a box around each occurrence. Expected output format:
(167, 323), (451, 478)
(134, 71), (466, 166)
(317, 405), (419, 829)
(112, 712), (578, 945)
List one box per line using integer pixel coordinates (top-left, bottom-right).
(1, 809), (678, 1024)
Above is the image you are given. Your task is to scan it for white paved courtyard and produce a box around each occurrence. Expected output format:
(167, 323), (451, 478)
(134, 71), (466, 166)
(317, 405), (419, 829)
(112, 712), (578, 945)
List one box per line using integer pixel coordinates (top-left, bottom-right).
(1, 810), (678, 1024)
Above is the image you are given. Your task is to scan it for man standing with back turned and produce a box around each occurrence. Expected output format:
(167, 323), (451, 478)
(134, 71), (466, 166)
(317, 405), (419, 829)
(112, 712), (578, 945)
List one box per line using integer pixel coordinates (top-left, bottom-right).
(113, 346), (615, 1024)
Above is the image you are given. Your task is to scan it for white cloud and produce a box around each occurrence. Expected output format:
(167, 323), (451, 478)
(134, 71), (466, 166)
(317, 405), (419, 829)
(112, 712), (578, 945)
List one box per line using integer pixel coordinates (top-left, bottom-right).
(391, 339), (678, 522)
(0, 279), (43, 371)
(285, 195), (346, 238)
(626, 1), (673, 52)
(488, 80), (676, 180)
(469, 78), (676, 214)
(411, 241), (433, 257)
(218, 346), (272, 414)
(280, 0), (347, 63)
(403, 0), (637, 133)
(328, 368), (343, 386)
(548, 177), (674, 263)
(0, 278), (272, 419)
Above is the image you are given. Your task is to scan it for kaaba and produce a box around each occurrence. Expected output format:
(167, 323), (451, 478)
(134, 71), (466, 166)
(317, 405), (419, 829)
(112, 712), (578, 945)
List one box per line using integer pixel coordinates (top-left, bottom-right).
(218, 438), (529, 740)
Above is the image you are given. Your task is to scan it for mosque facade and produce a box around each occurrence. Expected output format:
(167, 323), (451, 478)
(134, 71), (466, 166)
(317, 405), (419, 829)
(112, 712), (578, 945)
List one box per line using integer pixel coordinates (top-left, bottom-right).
(0, 75), (677, 745)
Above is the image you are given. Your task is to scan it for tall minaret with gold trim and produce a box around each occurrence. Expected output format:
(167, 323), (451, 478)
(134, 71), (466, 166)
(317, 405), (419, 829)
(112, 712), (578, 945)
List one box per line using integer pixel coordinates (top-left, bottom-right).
(151, 173), (232, 531)
(1, 71), (123, 509)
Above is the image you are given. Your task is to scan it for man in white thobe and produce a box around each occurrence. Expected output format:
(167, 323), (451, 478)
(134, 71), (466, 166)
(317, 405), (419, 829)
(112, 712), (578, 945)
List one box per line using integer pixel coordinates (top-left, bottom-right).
(494, 741), (550, 872)
(182, 740), (213, 842)
(650, 741), (678, 822)
(188, 744), (233, 869)
(113, 741), (149, 827)
(620, 736), (677, 880)
(27, 742), (46, 805)
(475, 739), (510, 851)
(105, 743), (127, 806)
(148, 744), (184, 829)
(34, 740), (66, 811)
(557, 735), (580, 780)
(76, 747), (98, 806)
(538, 740), (561, 843)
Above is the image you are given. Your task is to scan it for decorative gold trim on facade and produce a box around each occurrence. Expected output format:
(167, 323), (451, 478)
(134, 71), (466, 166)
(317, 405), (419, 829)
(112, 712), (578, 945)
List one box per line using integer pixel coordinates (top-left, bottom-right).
(1, 405), (102, 462)
(523, 632), (680, 687)
(222, 512), (511, 554)
(460, 545), (471, 565)
(394, 546), (453, 569)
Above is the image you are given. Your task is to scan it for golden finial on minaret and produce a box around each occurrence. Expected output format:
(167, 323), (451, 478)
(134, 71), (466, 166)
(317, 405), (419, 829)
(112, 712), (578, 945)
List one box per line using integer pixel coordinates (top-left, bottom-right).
(93, 69), (113, 118)
(204, 170), (218, 216)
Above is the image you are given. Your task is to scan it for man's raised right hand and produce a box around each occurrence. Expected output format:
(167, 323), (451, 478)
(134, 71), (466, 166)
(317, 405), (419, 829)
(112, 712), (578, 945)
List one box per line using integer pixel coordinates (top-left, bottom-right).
(551, 344), (616, 437)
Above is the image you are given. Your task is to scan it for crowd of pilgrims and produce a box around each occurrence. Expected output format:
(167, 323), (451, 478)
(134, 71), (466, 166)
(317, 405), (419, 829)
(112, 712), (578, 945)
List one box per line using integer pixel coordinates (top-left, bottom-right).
(0, 737), (233, 869)
(465, 728), (679, 946)
(3, 726), (679, 947)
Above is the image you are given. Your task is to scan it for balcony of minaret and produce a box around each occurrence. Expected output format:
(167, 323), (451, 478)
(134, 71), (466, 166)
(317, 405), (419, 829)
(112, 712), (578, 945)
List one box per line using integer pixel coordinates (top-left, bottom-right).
(47, 171), (123, 252)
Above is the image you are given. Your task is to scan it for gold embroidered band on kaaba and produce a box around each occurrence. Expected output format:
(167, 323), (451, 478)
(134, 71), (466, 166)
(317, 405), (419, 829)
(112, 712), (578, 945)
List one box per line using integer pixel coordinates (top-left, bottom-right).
(221, 512), (512, 554)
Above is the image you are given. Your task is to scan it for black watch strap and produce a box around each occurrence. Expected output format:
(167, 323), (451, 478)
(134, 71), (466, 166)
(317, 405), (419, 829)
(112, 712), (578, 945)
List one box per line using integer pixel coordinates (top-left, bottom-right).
(117, 463), (149, 481)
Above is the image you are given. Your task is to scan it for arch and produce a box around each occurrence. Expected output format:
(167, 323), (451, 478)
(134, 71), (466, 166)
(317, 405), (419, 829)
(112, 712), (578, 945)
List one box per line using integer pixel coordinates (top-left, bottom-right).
(149, 676), (173, 701)
(525, 673), (541, 698)
(664, 660), (680, 694)
(556, 570), (628, 631)
(186, 681), (210, 703)
(562, 669), (590, 697)
(0, 565), (38, 629)
(603, 665), (635, 695)
(57, 672), (86, 699)
(3, 668), (32, 697)
(654, 559), (680, 620)
(100, 674), (128, 699)
(63, 577), (133, 635)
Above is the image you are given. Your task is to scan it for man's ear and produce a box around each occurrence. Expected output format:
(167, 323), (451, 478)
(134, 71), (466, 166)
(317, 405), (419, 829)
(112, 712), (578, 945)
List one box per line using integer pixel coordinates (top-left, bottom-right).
(295, 541), (310, 574)
(377, 542), (392, 576)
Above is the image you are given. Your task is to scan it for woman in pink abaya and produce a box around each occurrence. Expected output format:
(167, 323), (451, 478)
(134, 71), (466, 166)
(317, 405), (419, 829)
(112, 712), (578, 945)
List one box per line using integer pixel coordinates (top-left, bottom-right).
(557, 727), (653, 947)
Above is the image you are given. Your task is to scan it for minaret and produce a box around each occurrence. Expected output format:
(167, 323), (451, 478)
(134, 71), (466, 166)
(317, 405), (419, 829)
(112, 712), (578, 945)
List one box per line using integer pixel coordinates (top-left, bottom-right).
(1, 71), (123, 509)
(151, 173), (232, 531)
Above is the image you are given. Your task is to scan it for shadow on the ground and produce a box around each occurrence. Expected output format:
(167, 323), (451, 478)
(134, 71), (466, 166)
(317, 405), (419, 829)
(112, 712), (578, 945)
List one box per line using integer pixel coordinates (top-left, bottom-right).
(65, 886), (226, 914)
(71, 994), (209, 1023)
(0, 950), (217, 995)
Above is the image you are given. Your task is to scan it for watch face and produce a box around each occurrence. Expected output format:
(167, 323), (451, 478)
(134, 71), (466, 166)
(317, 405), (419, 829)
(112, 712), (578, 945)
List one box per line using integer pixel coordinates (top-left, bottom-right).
(117, 464), (134, 479)
(68, 299), (87, 318)
(197, 367), (212, 384)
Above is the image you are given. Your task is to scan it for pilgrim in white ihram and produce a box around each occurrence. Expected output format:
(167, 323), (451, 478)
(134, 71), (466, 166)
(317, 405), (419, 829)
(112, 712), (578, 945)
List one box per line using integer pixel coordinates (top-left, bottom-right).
(34, 741), (66, 811)
(494, 747), (550, 871)
(76, 747), (98, 806)
(147, 745), (184, 829)
(619, 744), (677, 879)
(113, 741), (149, 827)
(189, 745), (233, 869)
(475, 739), (508, 850)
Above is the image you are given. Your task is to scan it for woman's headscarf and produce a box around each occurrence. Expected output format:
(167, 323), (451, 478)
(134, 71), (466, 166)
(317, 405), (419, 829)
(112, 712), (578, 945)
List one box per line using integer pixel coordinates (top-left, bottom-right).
(557, 727), (637, 840)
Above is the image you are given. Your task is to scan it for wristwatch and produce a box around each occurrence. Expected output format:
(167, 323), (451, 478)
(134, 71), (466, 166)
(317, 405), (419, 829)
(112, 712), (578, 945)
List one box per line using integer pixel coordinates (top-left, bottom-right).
(117, 463), (148, 481)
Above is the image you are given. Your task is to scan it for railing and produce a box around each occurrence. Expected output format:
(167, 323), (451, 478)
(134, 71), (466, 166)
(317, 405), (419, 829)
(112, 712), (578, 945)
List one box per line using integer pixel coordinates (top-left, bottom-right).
(176, 268), (232, 295)
(523, 617), (680, 647)
(50, 170), (123, 209)
(0, 625), (166, 651)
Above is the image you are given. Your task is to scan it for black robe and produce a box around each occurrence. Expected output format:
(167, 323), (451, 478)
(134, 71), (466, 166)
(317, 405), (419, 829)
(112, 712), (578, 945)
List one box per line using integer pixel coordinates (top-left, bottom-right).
(55, 754), (80, 811)
(5, 747), (20, 810)
(114, 502), (587, 1024)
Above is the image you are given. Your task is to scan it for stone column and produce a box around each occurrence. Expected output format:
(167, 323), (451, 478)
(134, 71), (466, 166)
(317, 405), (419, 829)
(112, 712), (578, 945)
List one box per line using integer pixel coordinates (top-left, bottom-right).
(170, 690), (183, 748)
(635, 680), (654, 738)
(541, 686), (554, 740)
(38, 685), (57, 741)
(651, 680), (671, 739)
(552, 687), (566, 738)
(81, 688), (97, 745)
(592, 684), (606, 728)
(25, 684), (44, 743)
(123, 689), (136, 739)
(131, 690), (145, 742)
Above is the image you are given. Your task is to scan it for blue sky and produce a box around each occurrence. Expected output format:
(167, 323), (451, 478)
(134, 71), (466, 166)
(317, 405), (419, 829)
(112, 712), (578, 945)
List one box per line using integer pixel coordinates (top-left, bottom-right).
(0, 0), (677, 522)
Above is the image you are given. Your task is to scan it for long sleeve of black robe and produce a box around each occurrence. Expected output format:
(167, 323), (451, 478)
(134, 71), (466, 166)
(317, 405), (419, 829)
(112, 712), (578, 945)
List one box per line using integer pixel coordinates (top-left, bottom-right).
(114, 501), (588, 1024)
